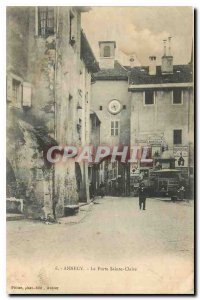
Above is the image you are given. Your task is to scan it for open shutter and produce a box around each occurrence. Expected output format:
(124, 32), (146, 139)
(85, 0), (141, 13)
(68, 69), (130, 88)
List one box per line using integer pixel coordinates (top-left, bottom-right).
(6, 76), (12, 102)
(22, 82), (32, 107)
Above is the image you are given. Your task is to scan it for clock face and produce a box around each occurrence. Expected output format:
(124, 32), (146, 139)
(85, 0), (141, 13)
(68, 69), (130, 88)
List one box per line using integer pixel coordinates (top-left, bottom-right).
(108, 99), (121, 114)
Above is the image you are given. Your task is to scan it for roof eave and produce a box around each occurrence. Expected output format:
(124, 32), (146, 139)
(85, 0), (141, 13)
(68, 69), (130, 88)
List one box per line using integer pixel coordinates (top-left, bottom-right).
(128, 82), (193, 91)
(94, 76), (128, 81)
(81, 30), (100, 73)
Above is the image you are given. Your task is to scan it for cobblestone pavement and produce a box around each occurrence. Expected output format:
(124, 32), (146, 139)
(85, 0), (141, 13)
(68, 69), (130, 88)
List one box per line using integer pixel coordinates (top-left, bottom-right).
(7, 197), (194, 294)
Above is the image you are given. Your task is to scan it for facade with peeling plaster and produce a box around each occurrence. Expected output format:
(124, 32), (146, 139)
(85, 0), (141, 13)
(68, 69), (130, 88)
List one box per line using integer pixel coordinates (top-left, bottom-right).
(128, 45), (193, 197)
(6, 6), (99, 218)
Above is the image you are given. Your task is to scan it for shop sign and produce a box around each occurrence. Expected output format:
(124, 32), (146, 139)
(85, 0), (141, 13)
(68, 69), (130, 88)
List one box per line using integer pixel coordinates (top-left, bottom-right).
(174, 146), (188, 167)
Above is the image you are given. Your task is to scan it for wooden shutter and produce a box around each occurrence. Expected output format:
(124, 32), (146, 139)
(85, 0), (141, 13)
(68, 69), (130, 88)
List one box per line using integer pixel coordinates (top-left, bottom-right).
(22, 82), (32, 107)
(6, 76), (12, 102)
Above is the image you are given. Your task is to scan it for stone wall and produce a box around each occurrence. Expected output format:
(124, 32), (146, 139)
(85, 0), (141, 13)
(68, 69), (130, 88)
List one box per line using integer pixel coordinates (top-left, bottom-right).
(7, 7), (92, 218)
(91, 80), (131, 146)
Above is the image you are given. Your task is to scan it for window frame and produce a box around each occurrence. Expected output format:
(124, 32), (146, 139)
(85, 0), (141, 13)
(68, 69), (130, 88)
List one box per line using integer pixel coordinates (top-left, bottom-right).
(173, 129), (182, 145)
(12, 79), (21, 104)
(7, 73), (23, 107)
(172, 89), (183, 105)
(103, 46), (111, 58)
(38, 7), (55, 37)
(111, 120), (120, 136)
(7, 73), (32, 108)
(143, 90), (155, 106)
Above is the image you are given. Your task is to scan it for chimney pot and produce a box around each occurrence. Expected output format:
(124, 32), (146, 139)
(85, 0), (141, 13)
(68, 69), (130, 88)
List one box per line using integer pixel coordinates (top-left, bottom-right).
(161, 37), (173, 74)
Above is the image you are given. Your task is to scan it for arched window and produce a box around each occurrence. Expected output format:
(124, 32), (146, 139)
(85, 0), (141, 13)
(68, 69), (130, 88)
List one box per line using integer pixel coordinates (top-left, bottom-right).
(103, 46), (111, 57)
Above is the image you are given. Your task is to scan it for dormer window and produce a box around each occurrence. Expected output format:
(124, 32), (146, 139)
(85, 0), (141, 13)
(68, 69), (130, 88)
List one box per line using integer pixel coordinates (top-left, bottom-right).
(103, 46), (111, 57)
(38, 7), (54, 37)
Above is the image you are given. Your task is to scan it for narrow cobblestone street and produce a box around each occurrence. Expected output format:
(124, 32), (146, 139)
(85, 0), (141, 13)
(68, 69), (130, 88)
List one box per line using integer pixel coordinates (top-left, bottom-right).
(7, 197), (194, 294)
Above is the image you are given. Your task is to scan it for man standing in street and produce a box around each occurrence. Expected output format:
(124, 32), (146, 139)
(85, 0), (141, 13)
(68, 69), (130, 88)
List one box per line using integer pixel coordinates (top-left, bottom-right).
(138, 182), (147, 210)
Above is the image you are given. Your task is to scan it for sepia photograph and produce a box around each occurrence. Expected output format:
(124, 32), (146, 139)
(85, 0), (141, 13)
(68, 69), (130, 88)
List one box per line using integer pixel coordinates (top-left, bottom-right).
(6, 5), (194, 295)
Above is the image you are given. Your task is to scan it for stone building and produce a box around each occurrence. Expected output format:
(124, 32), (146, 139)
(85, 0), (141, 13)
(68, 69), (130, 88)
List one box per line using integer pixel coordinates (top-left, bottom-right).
(128, 41), (194, 196)
(88, 111), (101, 195)
(91, 41), (131, 196)
(6, 6), (99, 218)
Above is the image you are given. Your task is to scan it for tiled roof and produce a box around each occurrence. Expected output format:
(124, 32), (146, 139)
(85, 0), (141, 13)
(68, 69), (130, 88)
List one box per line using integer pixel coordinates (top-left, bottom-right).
(93, 60), (193, 86)
(93, 60), (128, 80)
(128, 64), (193, 87)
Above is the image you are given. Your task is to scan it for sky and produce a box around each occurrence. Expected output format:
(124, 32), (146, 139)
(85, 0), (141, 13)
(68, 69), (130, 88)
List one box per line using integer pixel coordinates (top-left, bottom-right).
(81, 7), (193, 66)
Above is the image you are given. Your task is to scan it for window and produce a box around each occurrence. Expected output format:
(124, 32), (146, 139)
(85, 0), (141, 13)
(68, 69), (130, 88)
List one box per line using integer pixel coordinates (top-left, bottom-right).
(103, 46), (111, 57)
(7, 74), (31, 107)
(173, 89), (183, 104)
(111, 121), (119, 136)
(144, 91), (155, 105)
(99, 106), (103, 110)
(173, 130), (182, 145)
(123, 105), (126, 110)
(38, 7), (54, 37)
(12, 79), (20, 104)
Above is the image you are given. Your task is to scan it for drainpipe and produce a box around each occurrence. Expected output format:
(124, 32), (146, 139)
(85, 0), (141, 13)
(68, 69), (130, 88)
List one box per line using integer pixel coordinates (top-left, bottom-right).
(52, 7), (59, 220)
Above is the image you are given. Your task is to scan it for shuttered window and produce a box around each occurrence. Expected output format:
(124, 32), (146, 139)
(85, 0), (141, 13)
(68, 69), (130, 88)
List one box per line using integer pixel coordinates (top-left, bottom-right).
(7, 75), (32, 108)
(6, 76), (13, 102)
(7, 76), (22, 107)
(22, 82), (32, 107)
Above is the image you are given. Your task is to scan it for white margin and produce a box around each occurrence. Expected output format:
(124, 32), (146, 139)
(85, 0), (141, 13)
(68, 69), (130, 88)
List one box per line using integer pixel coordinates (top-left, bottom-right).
(0, 1), (199, 300)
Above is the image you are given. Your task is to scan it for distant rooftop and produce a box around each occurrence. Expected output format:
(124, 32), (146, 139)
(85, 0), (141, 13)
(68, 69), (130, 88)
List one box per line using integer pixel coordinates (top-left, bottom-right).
(128, 64), (193, 87)
(93, 60), (193, 86)
(93, 60), (128, 80)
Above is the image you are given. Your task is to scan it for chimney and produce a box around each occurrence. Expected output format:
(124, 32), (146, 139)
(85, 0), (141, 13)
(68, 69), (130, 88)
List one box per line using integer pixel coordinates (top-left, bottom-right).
(161, 37), (173, 74)
(129, 55), (135, 68)
(98, 41), (116, 69)
(149, 56), (157, 75)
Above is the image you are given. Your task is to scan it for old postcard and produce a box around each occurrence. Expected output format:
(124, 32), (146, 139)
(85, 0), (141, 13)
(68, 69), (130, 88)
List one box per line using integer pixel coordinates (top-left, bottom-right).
(6, 6), (194, 294)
